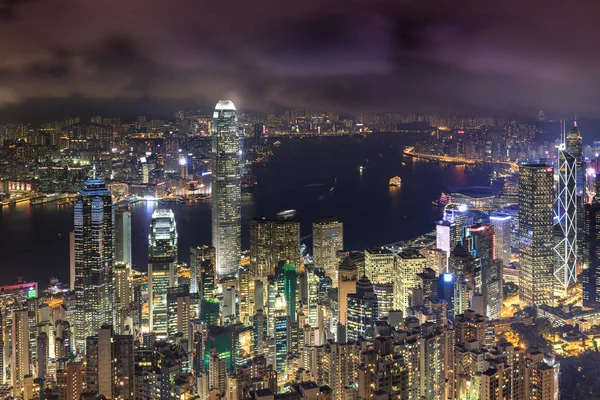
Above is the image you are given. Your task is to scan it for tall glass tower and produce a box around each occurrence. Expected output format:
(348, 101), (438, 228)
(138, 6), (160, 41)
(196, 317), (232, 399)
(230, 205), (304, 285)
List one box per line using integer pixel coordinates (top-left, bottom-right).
(555, 126), (578, 294)
(149, 209), (178, 260)
(148, 209), (178, 337)
(211, 100), (241, 279)
(519, 164), (555, 306)
(313, 217), (343, 287)
(73, 178), (113, 353)
(566, 122), (586, 267)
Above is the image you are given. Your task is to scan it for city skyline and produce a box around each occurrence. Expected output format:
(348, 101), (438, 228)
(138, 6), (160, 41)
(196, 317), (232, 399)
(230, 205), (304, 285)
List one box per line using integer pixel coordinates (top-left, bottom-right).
(3, 0), (600, 394)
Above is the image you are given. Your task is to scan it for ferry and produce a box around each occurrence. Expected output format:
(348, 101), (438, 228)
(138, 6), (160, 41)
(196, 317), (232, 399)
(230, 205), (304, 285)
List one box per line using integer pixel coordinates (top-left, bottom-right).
(389, 176), (402, 187)
(273, 140), (281, 146)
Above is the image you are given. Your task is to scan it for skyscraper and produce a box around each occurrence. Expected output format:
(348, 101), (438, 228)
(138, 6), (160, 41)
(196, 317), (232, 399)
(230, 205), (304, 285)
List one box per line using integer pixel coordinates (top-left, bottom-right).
(346, 276), (378, 342)
(555, 124), (579, 295)
(73, 177), (113, 353)
(148, 209), (178, 260)
(583, 175), (600, 307)
(566, 121), (585, 230)
(519, 165), (555, 306)
(250, 215), (300, 279)
(489, 214), (511, 267)
(313, 217), (343, 287)
(190, 245), (216, 294)
(249, 218), (272, 279)
(395, 249), (427, 315)
(211, 100), (241, 279)
(148, 256), (176, 337)
(114, 210), (132, 267)
(11, 309), (29, 396)
(167, 285), (191, 343)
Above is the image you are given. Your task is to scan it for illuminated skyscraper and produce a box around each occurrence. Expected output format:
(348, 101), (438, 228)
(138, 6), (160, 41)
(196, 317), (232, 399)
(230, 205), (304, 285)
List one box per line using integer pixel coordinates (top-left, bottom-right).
(167, 285), (191, 343)
(554, 124), (579, 295)
(272, 216), (301, 269)
(114, 210), (132, 268)
(250, 215), (300, 279)
(190, 245), (216, 295)
(273, 295), (288, 373)
(148, 256), (176, 337)
(113, 264), (133, 334)
(211, 100), (241, 279)
(11, 309), (29, 396)
(489, 214), (511, 267)
(583, 175), (600, 307)
(346, 276), (377, 342)
(364, 247), (395, 285)
(73, 177), (113, 353)
(249, 218), (272, 279)
(283, 263), (297, 321)
(313, 217), (343, 287)
(519, 165), (555, 306)
(566, 121), (585, 228)
(395, 249), (427, 314)
(148, 209), (178, 260)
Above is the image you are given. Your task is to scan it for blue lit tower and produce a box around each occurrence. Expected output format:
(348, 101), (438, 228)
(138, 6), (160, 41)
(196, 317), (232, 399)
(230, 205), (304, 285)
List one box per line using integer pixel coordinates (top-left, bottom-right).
(346, 276), (378, 341)
(73, 177), (113, 353)
(211, 100), (241, 279)
(554, 124), (578, 294)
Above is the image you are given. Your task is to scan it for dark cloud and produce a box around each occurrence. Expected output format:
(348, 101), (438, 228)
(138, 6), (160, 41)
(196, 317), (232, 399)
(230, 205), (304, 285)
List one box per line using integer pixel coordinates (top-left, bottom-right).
(0, 0), (600, 121)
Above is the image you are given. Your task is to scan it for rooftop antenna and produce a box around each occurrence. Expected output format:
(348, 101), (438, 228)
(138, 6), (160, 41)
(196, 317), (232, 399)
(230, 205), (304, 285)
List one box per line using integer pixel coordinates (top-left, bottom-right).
(92, 159), (97, 179)
(574, 111), (577, 127)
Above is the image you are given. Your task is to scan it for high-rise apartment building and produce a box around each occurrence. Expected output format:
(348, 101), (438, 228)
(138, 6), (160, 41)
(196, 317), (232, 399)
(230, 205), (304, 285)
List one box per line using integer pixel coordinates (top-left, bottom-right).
(86, 325), (134, 400)
(57, 362), (83, 400)
(313, 217), (343, 287)
(211, 100), (241, 278)
(527, 352), (560, 400)
(519, 165), (555, 306)
(73, 178), (113, 353)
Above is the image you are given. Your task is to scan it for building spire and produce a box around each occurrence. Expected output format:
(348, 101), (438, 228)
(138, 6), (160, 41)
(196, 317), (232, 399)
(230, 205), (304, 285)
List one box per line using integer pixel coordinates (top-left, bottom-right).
(574, 111), (577, 127)
(92, 160), (97, 179)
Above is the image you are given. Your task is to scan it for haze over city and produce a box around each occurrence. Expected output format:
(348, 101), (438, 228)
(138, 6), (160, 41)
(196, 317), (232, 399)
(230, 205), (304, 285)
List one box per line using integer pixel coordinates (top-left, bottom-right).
(3, 0), (600, 121)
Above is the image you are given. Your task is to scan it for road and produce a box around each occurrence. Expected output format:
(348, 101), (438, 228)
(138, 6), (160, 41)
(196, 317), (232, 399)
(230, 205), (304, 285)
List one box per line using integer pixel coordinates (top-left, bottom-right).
(403, 147), (519, 171)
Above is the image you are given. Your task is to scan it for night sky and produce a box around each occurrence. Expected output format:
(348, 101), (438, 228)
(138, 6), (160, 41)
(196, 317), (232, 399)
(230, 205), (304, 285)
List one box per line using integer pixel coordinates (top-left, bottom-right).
(1, 0), (599, 120)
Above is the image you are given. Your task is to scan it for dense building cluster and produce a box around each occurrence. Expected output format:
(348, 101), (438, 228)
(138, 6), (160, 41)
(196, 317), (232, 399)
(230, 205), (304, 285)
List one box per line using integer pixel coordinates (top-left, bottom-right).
(3, 105), (600, 400)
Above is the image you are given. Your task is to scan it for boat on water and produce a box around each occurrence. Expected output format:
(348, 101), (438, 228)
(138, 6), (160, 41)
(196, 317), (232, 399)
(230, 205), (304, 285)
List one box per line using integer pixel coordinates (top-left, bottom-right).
(273, 141), (281, 146)
(359, 165), (364, 173)
(389, 176), (402, 187)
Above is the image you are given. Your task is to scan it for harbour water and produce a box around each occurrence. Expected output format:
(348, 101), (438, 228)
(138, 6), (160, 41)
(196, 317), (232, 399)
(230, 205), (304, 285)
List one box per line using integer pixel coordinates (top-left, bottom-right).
(0, 132), (494, 285)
